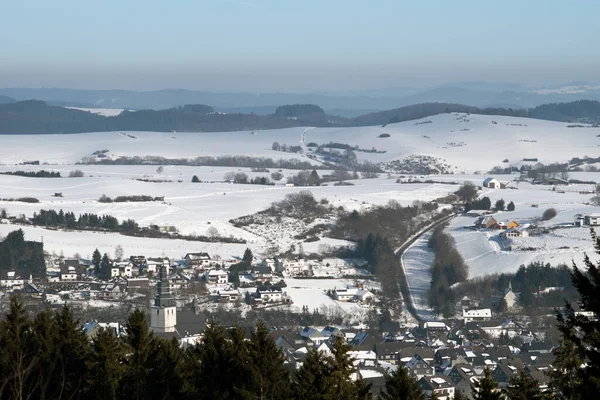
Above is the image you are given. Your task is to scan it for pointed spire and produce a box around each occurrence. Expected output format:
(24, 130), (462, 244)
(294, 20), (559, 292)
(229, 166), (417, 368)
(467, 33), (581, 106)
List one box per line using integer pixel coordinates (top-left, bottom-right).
(154, 261), (174, 307)
(508, 281), (513, 291)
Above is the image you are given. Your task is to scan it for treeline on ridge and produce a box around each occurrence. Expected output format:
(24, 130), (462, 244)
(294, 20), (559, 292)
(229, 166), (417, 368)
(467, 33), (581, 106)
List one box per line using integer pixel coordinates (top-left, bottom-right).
(2, 99), (600, 134)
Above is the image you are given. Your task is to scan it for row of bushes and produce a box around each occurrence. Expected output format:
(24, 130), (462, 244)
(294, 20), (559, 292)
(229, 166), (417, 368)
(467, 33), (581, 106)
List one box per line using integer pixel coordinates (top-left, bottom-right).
(98, 194), (165, 203)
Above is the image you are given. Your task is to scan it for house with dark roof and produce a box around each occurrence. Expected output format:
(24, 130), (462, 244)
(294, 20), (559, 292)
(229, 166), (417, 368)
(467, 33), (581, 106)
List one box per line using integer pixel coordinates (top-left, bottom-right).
(251, 266), (273, 283)
(419, 375), (456, 400)
(405, 354), (435, 379)
(492, 358), (524, 388)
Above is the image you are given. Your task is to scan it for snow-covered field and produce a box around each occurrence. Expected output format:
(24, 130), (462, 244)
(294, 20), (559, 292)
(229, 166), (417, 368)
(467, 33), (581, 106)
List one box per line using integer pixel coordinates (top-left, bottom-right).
(0, 165), (457, 259)
(0, 113), (597, 173)
(64, 107), (125, 117)
(2, 114), (600, 318)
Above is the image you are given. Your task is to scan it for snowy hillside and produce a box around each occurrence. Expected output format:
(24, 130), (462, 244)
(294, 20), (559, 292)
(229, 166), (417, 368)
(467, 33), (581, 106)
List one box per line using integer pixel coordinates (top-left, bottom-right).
(306, 113), (600, 173)
(0, 113), (597, 173)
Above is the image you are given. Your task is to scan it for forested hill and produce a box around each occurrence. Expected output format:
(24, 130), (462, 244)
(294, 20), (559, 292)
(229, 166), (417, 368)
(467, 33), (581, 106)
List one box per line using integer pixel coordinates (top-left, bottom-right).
(0, 99), (599, 134)
(0, 101), (347, 134)
(352, 100), (600, 126)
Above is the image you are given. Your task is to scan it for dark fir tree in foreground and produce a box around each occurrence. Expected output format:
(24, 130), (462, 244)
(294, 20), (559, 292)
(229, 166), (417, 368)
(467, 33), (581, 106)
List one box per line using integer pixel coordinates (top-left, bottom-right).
(552, 228), (600, 398)
(378, 365), (425, 400)
(473, 367), (501, 400)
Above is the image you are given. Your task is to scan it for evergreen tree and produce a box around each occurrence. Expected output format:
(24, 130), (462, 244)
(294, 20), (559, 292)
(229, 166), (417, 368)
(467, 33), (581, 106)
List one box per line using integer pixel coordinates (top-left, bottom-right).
(379, 365), (425, 400)
(292, 349), (331, 400)
(86, 327), (125, 400)
(147, 338), (188, 399)
(242, 248), (254, 266)
(495, 199), (506, 211)
(92, 248), (102, 274)
(549, 339), (582, 400)
(246, 321), (290, 399)
(473, 367), (502, 400)
(121, 310), (153, 400)
(0, 296), (35, 400)
(324, 336), (369, 400)
(191, 175), (200, 183)
(310, 169), (321, 186)
(507, 201), (515, 211)
(504, 369), (542, 400)
(100, 253), (111, 279)
(553, 228), (600, 398)
(49, 305), (89, 399)
(193, 323), (235, 398)
(30, 308), (59, 399)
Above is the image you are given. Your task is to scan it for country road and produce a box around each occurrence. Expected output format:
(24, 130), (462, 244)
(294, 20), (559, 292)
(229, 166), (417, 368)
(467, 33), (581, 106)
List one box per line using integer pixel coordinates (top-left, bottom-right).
(395, 212), (457, 322)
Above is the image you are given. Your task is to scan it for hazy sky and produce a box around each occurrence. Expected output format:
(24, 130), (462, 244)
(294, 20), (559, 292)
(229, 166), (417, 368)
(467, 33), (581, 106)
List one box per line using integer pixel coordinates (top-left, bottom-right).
(1, 0), (598, 92)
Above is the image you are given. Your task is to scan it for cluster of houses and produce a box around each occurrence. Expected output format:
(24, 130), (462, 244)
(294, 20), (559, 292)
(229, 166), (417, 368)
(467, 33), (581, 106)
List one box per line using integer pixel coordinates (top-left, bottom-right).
(470, 214), (529, 238)
(267, 318), (555, 398)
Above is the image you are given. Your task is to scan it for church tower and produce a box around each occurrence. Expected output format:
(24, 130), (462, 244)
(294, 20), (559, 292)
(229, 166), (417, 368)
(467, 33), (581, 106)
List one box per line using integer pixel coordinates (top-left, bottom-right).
(151, 261), (176, 333)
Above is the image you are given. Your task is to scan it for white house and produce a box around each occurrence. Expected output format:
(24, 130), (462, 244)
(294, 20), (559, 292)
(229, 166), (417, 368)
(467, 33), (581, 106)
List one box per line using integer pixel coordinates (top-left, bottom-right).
(256, 286), (283, 302)
(184, 252), (212, 268)
(205, 269), (228, 285)
(334, 287), (374, 303)
(147, 258), (169, 275)
(418, 376), (455, 400)
(483, 177), (501, 189)
(280, 258), (309, 275)
(217, 287), (241, 302)
(0, 271), (30, 289)
(463, 308), (492, 323)
(499, 228), (529, 238)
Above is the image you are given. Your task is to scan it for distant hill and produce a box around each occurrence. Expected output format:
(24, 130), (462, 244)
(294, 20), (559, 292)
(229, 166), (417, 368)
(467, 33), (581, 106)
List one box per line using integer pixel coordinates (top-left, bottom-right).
(0, 95), (14, 104)
(0, 99), (598, 134)
(353, 100), (600, 126)
(0, 100), (344, 134)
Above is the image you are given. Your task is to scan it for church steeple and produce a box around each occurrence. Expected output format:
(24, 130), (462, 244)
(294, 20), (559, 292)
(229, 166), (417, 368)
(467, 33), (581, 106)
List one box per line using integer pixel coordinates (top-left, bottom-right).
(154, 262), (174, 307)
(151, 260), (177, 333)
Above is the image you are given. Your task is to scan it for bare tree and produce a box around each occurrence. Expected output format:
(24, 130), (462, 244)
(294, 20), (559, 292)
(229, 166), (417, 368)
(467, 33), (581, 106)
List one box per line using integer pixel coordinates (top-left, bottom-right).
(114, 245), (124, 261)
(206, 226), (219, 239)
(156, 166), (164, 174)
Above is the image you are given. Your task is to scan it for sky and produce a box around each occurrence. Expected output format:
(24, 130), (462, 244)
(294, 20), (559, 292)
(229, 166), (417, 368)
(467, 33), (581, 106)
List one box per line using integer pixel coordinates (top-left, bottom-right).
(1, 0), (599, 92)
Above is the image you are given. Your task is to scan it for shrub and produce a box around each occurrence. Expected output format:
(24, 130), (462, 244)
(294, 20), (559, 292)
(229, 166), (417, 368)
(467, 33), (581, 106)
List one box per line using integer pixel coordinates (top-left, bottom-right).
(541, 208), (557, 221)
(192, 175), (200, 183)
(16, 197), (39, 203)
(378, 133), (391, 138)
(68, 170), (85, 178)
(98, 194), (113, 203)
(270, 171), (284, 181)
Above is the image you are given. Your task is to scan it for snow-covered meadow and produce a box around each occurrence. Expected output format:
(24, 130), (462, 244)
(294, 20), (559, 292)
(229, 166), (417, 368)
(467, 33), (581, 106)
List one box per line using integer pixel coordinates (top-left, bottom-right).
(2, 113), (600, 316)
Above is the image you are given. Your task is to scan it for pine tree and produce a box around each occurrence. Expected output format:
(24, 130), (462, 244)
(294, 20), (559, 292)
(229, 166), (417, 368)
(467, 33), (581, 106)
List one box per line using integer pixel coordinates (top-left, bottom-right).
(147, 337), (188, 399)
(473, 367), (502, 400)
(193, 323), (235, 398)
(191, 175), (200, 183)
(227, 325), (253, 396)
(495, 199), (506, 211)
(553, 228), (600, 398)
(242, 248), (254, 267)
(379, 365), (425, 400)
(549, 339), (582, 400)
(100, 253), (111, 279)
(507, 201), (515, 211)
(310, 169), (321, 186)
(30, 308), (59, 399)
(121, 309), (153, 400)
(0, 296), (35, 400)
(246, 321), (290, 399)
(292, 349), (332, 400)
(324, 336), (364, 400)
(50, 305), (89, 399)
(86, 327), (125, 400)
(92, 248), (102, 275)
(504, 369), (542, 400)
